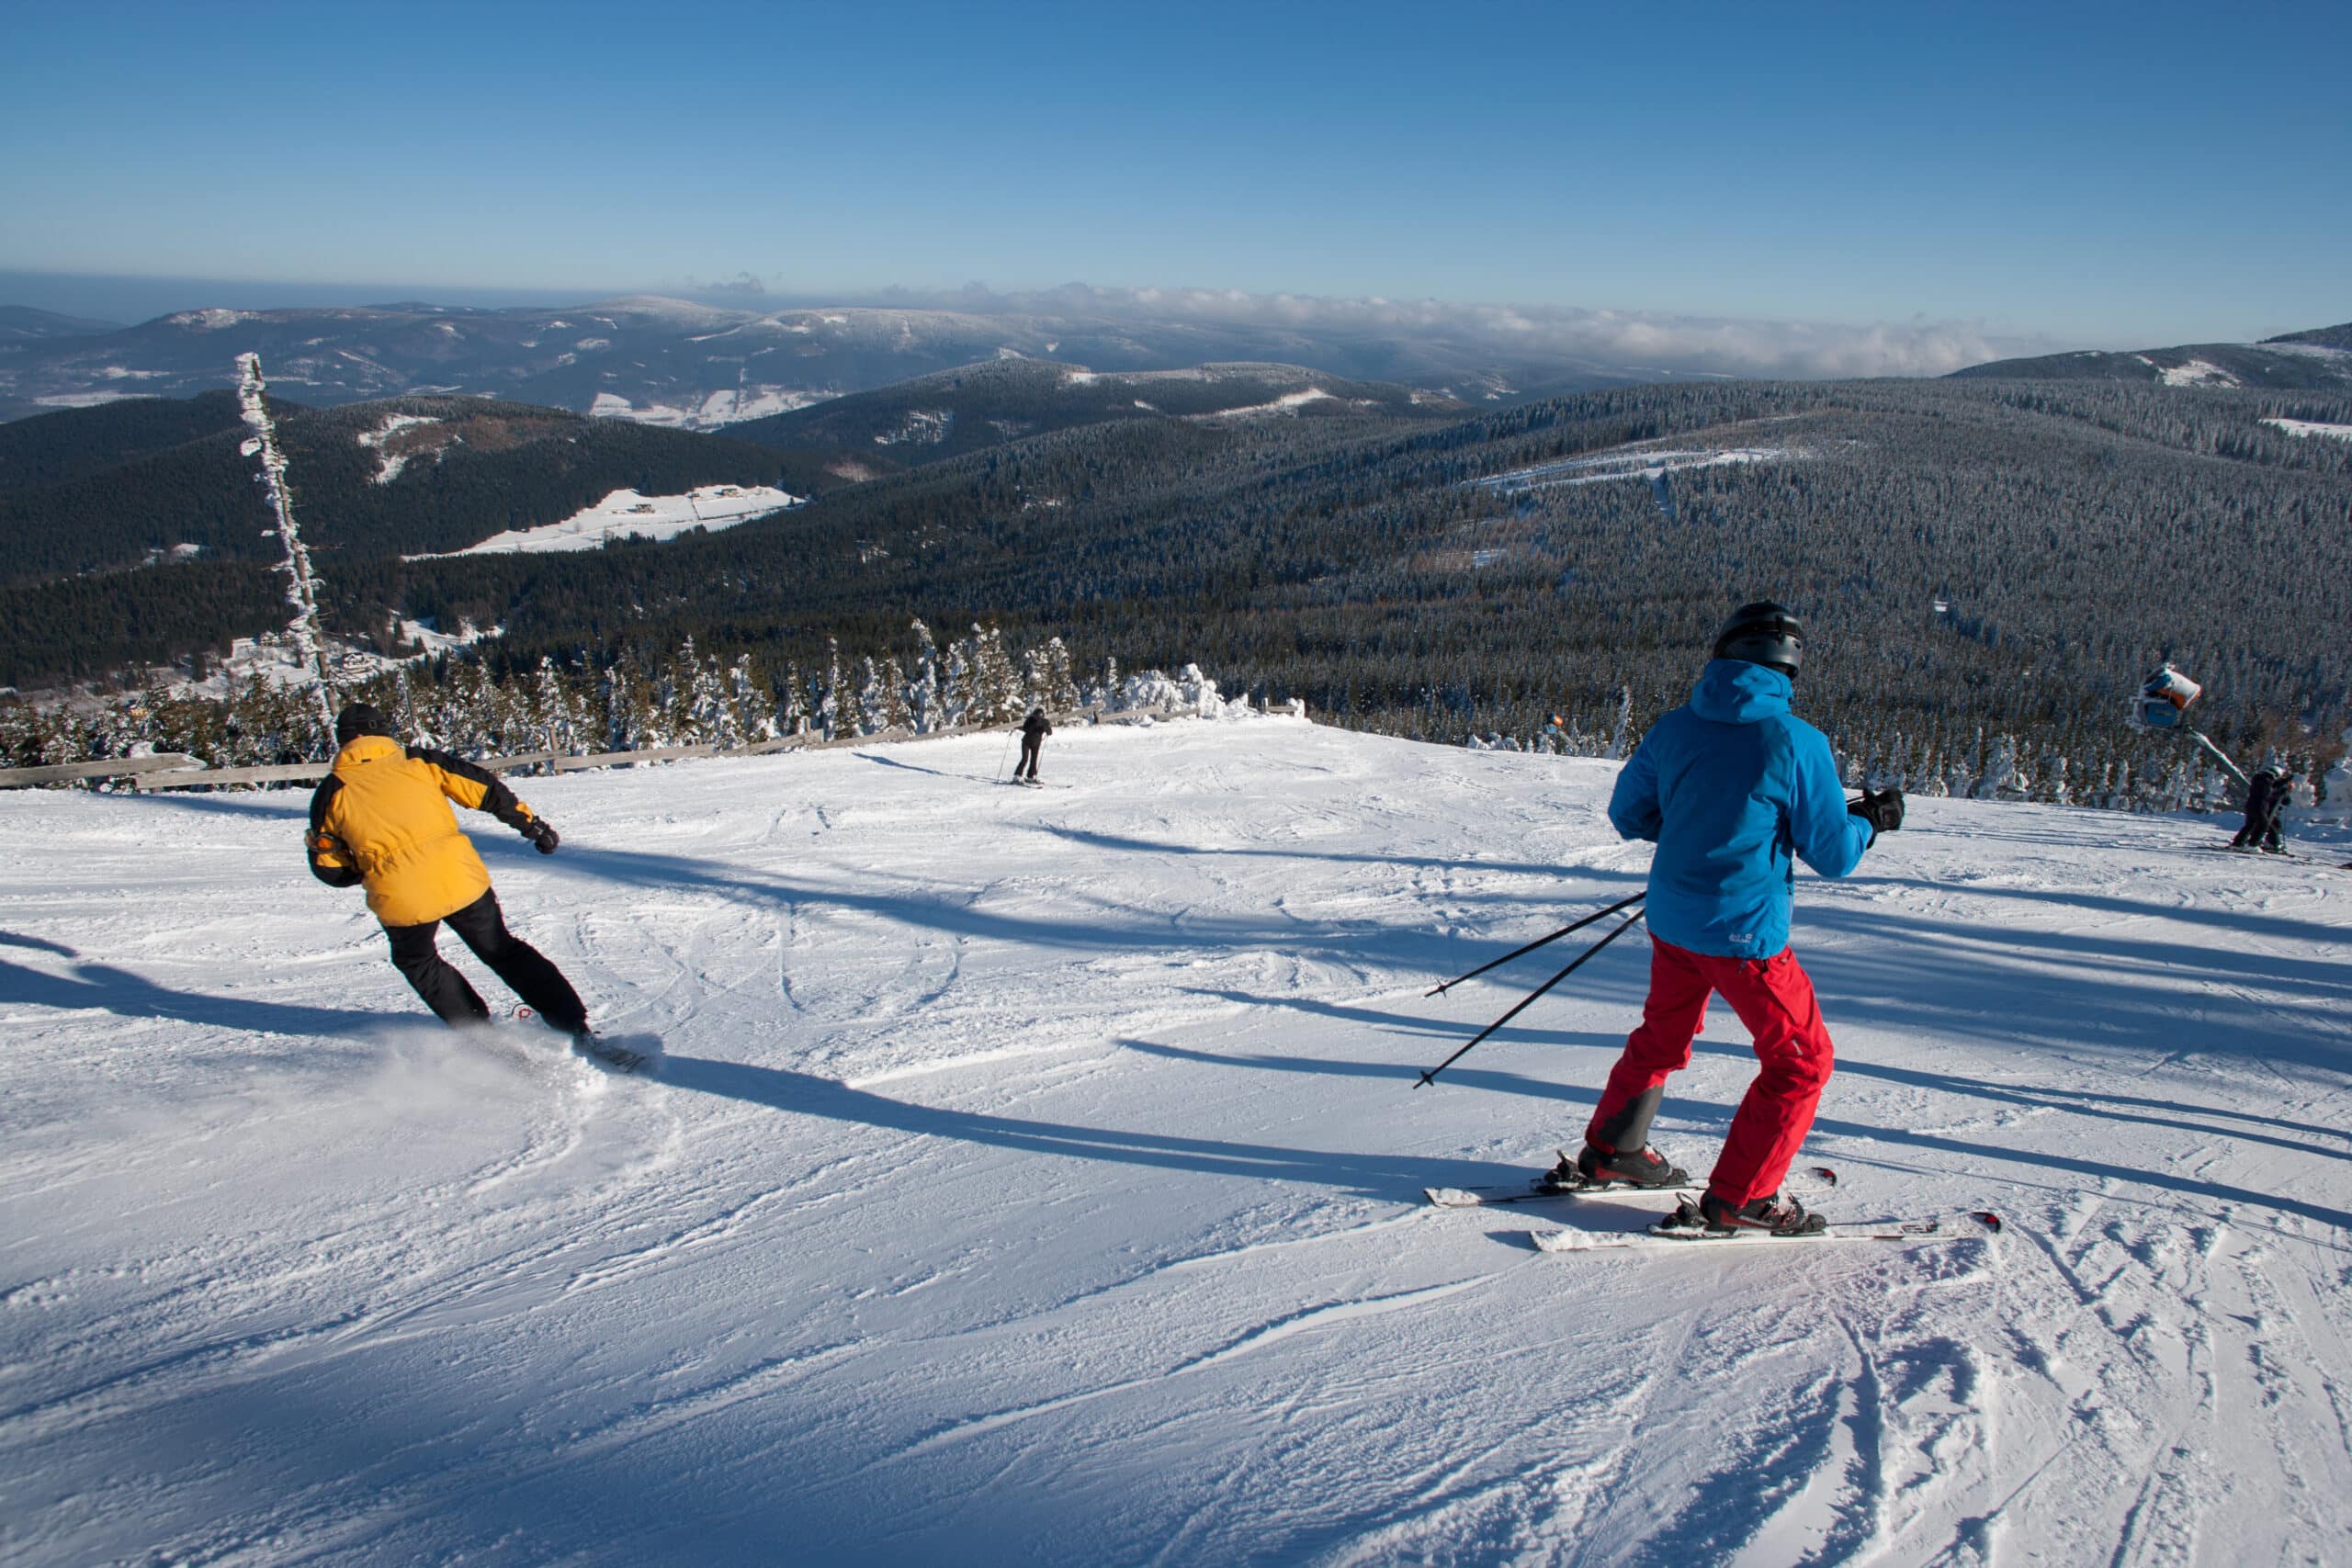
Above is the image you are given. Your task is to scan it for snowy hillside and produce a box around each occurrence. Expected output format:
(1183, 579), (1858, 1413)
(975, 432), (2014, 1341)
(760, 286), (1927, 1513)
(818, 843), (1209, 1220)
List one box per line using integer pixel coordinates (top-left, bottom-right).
(4, 719), (2349, 1564)
(414, 484), (801, 558)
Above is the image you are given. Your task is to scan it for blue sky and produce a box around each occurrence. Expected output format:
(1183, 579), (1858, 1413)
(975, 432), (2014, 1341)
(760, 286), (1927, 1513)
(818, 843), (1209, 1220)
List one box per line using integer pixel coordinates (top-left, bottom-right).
(3, 0), (2345, 346)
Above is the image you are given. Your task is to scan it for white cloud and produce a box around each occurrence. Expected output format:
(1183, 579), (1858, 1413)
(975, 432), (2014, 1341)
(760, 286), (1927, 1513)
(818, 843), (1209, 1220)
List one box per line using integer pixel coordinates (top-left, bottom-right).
(956, 282), (2040, 380)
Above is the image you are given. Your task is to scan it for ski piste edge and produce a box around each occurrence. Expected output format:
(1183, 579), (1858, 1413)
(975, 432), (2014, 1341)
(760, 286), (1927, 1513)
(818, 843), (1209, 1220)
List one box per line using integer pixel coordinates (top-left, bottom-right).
(1530, 1210), (2006, 1253)
(1425, 1163), (1838, 1209)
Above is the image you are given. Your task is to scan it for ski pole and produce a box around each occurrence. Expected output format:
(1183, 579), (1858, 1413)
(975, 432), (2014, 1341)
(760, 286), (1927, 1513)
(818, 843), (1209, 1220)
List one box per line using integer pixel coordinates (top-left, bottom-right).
(1425, 892), (1646, 997)
(997, 726), (1017, 780)
(1415, 908), (1645, 1089)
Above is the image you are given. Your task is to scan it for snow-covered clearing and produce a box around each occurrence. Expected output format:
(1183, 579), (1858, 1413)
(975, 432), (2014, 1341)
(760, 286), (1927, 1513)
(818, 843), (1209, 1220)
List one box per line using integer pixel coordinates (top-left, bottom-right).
(2264, 417), (2352, 441)
(1478, 443), (1798, 495)
(2160, 358), (2241, 389)
(413, 485), (800, 558)
(355, 412), (440, 484)
(589, 386), (825, 430)
(1193, 388), (1339, 419)
(4, 720), (2350, 1564)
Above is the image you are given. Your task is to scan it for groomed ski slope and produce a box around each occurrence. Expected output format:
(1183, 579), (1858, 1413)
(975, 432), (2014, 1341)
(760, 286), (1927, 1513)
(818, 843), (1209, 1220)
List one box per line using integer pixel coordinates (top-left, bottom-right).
(4, 717), (2349, 1566)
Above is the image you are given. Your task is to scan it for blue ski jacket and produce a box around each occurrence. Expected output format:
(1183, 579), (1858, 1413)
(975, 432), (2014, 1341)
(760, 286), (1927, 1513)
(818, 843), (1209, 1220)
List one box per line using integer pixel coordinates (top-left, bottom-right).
(1608, 660), (1873, 959)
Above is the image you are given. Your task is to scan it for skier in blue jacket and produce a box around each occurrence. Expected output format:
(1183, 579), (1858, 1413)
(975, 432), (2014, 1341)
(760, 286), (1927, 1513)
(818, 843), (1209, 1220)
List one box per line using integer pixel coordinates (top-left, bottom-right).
(1569, 602), (1903, 1235)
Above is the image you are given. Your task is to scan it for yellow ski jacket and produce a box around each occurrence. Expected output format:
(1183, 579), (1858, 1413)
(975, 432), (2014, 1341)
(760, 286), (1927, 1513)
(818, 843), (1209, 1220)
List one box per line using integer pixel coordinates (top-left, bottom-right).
(306, 736), (542, 928)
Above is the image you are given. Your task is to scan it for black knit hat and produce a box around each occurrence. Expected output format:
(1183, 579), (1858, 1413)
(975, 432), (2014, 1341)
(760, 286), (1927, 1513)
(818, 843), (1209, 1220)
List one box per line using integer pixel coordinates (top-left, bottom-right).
(1712, 601), (1804, 677)
(334, 702), (395, 747)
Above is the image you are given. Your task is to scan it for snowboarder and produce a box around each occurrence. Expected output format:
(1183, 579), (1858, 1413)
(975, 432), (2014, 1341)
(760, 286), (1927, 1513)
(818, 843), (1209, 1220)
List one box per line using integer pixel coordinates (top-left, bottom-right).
(1566, 602), (1899, 1235)
(305, 703), (594, 1041)
(1017, 706), (1052, 783)
(2231, 763), (2288, 853)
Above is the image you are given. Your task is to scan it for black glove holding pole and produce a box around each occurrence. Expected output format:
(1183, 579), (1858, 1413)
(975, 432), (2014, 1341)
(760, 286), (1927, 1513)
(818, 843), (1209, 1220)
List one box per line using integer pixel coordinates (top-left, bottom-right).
(1848, 788), (1904, 836)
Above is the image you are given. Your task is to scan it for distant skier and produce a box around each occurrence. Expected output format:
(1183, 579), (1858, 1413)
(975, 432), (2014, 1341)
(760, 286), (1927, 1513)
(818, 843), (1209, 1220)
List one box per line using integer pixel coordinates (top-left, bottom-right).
(1565, 602), (1900, 1235)
(1017, 706), (1052, 783)
(2230, 763), (2287, 853)
(306, 703), (594, 1043)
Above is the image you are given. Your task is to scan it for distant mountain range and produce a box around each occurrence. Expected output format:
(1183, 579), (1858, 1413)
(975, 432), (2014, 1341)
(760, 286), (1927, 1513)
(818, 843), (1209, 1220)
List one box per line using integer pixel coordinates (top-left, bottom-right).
(725, 358), (1464, 479)
(0, 306), (126, 344)
(1950, 322), (2352, 389)
(0, 293), (1705, 429)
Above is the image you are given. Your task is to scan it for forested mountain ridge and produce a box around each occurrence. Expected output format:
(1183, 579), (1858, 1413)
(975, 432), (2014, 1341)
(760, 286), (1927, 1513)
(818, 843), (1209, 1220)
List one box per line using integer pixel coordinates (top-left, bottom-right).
(725, 358), (1462, 477)
(5, 372), (2346, 805)
(1951, 321), (2352, 389)
(2267, 322), (2352, 352)
(0, 394), (815, 589)
(0, 389), (250, 492)
(0, 305), (124, 343)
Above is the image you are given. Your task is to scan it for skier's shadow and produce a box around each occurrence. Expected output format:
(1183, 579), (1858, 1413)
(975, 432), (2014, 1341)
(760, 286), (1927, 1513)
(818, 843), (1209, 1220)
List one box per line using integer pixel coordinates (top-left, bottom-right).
(655, 1055), (1512, 1196)
(0, 951), (382, 1039)
(0, 930), (77, 957)
(853, 751), (979, 782)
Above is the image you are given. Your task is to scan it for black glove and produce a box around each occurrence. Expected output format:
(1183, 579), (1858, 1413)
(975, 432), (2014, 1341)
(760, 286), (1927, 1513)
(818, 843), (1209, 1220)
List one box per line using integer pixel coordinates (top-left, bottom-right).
(521, 818), (560, 855)
(1849, 788), (1904, 836)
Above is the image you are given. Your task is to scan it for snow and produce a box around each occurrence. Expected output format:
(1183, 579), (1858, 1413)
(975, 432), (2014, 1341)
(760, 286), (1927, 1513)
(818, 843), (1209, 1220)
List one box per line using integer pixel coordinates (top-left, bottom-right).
(164, 308), (253, 330)
(2160, 358), (2241, 389)
(29, 391), (151, 409)
(355, 412), (441, 484)
(591, 385), (826, 431)
(1194, 387), (1339, 418)
(413, 485), (800, 558)
(1479, 442), (1799, 494)
(2263, 417), (2352, 441)
(5, 720), (2350, 1562)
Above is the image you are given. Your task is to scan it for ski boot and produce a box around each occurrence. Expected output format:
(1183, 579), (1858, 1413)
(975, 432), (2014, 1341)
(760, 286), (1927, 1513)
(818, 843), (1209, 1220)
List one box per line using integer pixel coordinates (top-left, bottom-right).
(1691, 1190), (1826, 1236)
(1544, 1142), (1690, 1193)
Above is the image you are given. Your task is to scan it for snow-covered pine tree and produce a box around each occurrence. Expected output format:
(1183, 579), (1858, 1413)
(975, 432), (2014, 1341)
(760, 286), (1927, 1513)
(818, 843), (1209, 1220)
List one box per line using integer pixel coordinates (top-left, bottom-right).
(857, 656), (886, 737)
(233, 354), (336, 733)
(686, 643), (739, 747)
(651, 637), (695, 744)
(909, 619), (941, 733)
(729, 656), (777, 741)
(534, 658), (580, 757)
(1603, 684), (1633, 761)
(601, 652), (647, 753)
(978, 625), (1024, 725)
(1043, 637), (1080, 713)
(818, 637), (843, 739)
(777, 661), (808, 736)
(1022, 645), (1049, 715)
(878, 657), (912, 733)
(943, 629), (977, 728)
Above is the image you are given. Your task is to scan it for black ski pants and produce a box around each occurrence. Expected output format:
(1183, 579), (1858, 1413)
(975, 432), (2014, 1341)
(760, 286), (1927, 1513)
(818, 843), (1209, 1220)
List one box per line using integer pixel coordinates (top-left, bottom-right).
(384, 888), (587, 1035)
(1018, 736), (1043, 779)
(2232, 803), (2284, 852)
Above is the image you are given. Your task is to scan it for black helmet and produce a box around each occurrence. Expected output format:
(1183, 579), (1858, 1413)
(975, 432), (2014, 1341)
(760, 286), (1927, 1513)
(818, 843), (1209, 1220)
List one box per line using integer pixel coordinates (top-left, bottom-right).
(334, 702), (395, 747)
(1712, 601), (1804, 677)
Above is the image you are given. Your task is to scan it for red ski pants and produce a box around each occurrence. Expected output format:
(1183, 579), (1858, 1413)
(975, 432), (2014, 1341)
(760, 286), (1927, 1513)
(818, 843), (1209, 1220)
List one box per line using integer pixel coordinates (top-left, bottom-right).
(1585, 936), (1836, 1206)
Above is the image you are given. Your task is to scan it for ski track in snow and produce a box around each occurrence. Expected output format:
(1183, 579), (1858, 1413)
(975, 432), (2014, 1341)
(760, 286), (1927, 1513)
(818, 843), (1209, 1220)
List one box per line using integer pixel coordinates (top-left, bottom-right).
(3, 719), (2349, 1564)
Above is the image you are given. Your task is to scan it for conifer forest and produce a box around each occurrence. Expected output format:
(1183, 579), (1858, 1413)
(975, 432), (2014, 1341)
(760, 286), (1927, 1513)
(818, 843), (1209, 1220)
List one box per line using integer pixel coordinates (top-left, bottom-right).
(4, 373), (2347, 808)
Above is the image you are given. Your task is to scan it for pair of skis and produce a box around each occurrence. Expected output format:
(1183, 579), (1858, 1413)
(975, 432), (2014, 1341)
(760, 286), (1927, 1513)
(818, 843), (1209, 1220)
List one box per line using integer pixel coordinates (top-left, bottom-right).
(1426, 1161), (2004, 1251)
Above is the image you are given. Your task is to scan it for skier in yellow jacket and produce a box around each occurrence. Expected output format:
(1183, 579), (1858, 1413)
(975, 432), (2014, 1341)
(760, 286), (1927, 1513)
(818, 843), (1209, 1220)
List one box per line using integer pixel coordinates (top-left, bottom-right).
(307, 703), (591, 1039)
